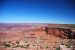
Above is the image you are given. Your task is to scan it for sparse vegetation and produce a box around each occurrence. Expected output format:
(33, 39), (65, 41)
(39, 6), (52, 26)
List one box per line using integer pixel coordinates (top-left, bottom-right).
(16, 41), (19, 44)
(56, 47), (60, 50)
(3, 43), (11, 47)
(0, 24), (75, 50)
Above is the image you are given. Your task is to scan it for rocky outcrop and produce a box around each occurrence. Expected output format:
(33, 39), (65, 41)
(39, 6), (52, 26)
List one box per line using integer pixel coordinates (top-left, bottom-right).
(45, 27), (75, 39)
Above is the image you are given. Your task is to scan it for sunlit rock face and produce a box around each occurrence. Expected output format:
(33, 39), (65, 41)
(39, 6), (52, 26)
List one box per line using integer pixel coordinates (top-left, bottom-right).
(0, 24), (75, 50)
(45, 27), (75, 39)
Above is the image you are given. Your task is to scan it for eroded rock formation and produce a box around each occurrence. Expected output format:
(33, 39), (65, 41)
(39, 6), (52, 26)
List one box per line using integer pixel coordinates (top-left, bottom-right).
(45, 27), (75, 39)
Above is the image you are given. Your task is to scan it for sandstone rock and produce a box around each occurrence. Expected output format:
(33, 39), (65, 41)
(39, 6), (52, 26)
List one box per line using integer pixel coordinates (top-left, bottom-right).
(45, 27), (74, 39)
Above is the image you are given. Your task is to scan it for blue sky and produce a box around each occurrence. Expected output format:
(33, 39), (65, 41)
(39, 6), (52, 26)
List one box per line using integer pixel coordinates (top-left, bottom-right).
(0, 0), (75, 24)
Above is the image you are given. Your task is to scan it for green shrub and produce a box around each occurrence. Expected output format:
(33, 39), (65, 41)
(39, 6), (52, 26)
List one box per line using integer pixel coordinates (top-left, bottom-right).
(56, 47), (60, 50)
(4, 43), (11, 47)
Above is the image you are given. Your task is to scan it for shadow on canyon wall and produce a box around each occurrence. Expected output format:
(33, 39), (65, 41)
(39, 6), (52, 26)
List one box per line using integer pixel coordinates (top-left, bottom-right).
(45, 27), (75, 39)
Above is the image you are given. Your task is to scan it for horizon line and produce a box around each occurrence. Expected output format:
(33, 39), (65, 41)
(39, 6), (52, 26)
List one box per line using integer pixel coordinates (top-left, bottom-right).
(0, 22), (75, 24)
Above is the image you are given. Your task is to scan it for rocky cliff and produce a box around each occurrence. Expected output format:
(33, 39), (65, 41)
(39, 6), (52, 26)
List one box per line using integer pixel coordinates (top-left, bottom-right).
(45, 27), (75, 39)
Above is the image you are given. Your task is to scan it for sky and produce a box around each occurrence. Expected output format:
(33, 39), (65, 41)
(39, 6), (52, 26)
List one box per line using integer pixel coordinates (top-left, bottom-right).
(0, 0), (75, 24)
